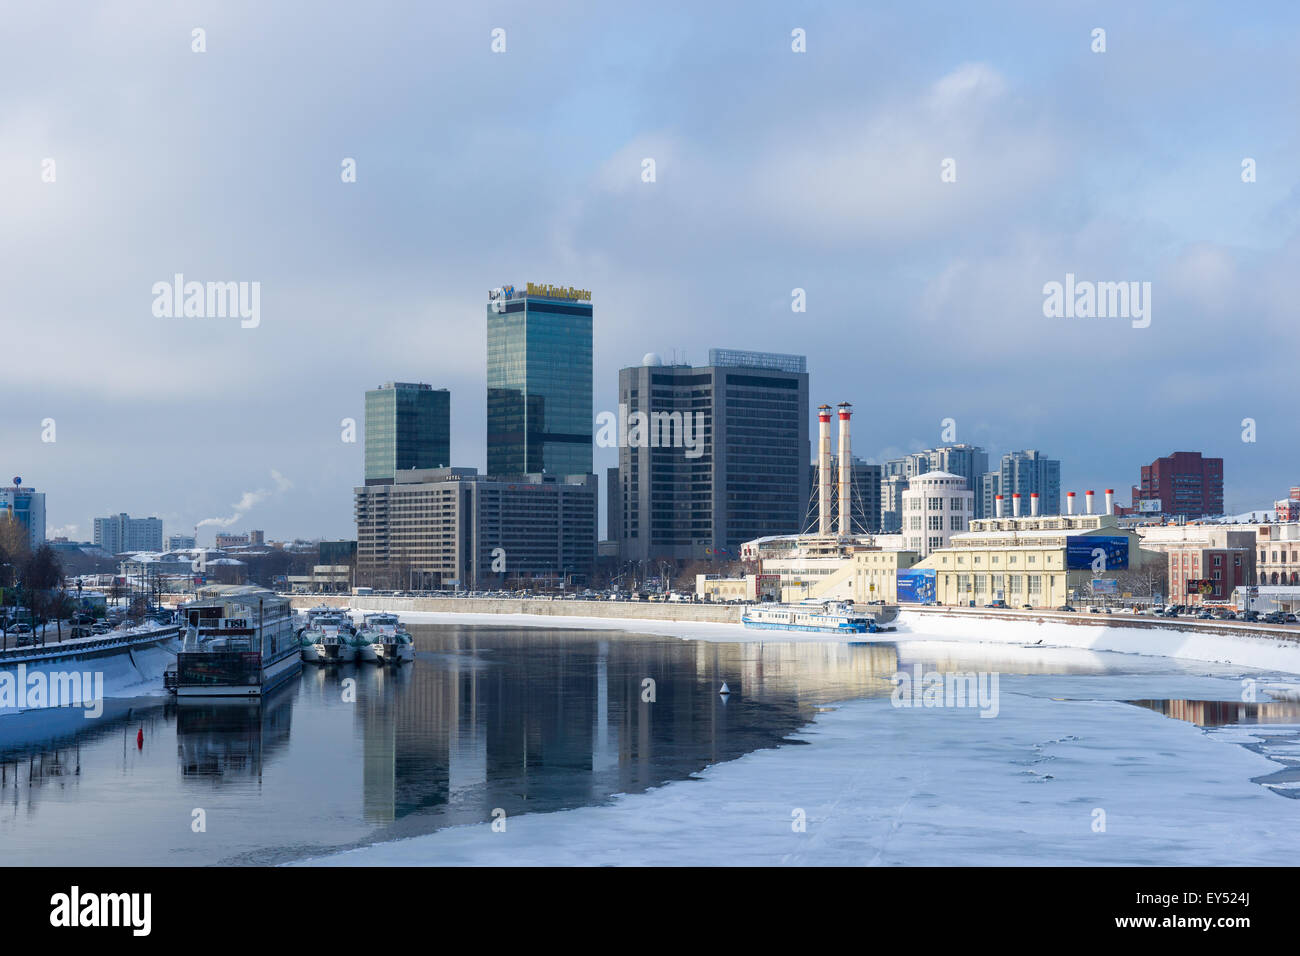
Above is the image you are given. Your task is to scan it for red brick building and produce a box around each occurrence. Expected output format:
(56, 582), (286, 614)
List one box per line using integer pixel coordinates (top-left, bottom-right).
(1130, 452), (1224, 518)
(1168, 545), (1250, 603)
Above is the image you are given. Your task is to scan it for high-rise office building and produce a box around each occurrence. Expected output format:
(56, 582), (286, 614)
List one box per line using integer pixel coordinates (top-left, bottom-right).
(365, 382), (451, 484)
(94, 513), (163, 553)
(355, 468), (596, 589)
(931, 445), (989, 506)
(617, 348), (809, 562)
(880, 474), (909, 533)
(998, 450), (1061, 515)
(1131, 451), (1224, 518)
(486, 283), (593, 477)
(0, 481), (45, 549)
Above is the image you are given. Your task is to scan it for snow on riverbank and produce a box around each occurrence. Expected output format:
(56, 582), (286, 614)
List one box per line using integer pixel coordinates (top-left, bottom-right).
(301, 671), (1300, 866)
(362, 607), (1300, 676)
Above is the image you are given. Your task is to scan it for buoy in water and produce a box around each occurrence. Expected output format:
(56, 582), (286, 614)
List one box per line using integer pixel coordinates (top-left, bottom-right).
(136, 728), (143, 749)
(719, 682), (731, 695)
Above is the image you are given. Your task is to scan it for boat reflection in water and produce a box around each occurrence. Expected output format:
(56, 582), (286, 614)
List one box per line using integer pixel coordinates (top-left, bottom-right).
(172, 687), (294, 781)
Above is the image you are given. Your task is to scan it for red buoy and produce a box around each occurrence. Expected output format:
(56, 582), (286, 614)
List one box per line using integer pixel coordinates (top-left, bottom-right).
(136, 727), (143, 749)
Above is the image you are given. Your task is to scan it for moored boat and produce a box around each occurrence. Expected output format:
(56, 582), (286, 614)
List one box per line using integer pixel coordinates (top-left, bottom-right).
(741, 600), (896, 635)
(168, 586), (302, 697)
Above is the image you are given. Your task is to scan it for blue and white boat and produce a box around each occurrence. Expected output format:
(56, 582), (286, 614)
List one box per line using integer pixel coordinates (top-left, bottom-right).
(742, 601), (896, 634)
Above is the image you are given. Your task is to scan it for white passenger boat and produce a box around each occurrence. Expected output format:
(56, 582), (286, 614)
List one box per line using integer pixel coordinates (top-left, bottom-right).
(741, 600), (897, 635)
(361, 613), (415, 665)
(167, 586), (302, 697)
(304, 613), (357, 664)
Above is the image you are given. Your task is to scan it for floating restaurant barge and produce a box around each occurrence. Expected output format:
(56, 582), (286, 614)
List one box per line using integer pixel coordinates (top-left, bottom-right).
(166, 585), (302, 698)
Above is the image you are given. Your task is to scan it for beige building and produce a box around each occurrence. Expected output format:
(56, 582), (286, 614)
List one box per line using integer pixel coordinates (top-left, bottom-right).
(842, 548), (923, 602)
(915, 511), (1161, 608)
(695, 573), (781, 601)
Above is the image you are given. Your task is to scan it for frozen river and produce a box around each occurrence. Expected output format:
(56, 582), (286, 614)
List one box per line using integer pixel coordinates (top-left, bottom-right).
(3, 617), (1298, 866)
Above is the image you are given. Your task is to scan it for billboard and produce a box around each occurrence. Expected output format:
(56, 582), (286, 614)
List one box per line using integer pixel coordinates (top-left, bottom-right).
(1185, 578), (1215, 596)
(1090, 578), (1119, 594)
(1137, 500), (1162, 513)
(897, 568), (937, 604)
(1065, 535), (1129, 571)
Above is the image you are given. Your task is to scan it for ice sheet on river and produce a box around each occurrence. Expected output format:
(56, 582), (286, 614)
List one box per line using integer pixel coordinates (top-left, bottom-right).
(302, 661), (1300, 866)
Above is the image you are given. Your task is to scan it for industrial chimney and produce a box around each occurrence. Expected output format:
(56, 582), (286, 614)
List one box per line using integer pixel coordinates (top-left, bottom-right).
(1085, 490), (1095, 515)
(1105, 489), (1114, 516)
(837, 403), (852, 536)
(995, 494), (1004, 518)
(1066, 491), (1075, 515)
(817, 405), (832, 536)
(1030, 492), (1040, 517)
(1012, 493), (1022, 517)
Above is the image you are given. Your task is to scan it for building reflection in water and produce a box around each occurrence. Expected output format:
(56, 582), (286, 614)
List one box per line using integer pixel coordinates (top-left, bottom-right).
(353, 627), (901, 830)
(172, 690), (294, 782)
(1127, 698), (1300, 728)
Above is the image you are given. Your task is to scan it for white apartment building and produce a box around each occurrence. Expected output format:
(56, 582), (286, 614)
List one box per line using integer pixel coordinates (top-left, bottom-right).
(900, 471), (973, 557)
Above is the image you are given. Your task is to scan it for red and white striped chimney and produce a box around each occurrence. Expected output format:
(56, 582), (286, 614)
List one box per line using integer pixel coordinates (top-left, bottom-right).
(837, 403), (852, 536)
(817, 405), (832, 535)
(1066, 491), (1076, 515)
(1105, 489), (1114, 516)
(1030, 492), (1040, 517)
(1085, 490), (1095, 515)
(995, 494), (1004, 518)
(1012, 493), (1022, 517)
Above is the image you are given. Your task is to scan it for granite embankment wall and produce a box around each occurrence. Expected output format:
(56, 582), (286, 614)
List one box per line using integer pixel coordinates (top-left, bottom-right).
(285, 595), (746, 624)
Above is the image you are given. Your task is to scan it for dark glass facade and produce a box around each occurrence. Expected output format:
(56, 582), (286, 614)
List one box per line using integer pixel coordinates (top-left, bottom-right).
(486, 292), (593, 477)
(365, 383), (451, 484)
(617, 352), (809, 562)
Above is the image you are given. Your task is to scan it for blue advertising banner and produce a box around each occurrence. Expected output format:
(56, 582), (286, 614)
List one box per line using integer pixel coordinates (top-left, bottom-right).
(1066, 536), (1129, 570)
(897, 568), (937, 604)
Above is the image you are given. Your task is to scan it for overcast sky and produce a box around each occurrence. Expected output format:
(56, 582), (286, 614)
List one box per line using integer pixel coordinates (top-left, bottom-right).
(3, 1), (1298, 543)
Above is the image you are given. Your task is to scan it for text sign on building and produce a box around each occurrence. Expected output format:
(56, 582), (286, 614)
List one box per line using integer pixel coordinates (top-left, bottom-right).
(897, 568), (937, 604)
(1065, 535), (1129, 570)
(1137, 500), (1162, 513)
(525, 282), (591, 301)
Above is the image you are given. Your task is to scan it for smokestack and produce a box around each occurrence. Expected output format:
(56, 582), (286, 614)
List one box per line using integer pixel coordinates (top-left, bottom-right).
(1105, 489), (1114, 516)
(1012, 493), (1022, 517)
(1030, 492), (1040, 517)
(837, 403), (852, 536)
(995, 494), (1004, 518)
(817, 405), (832, 536)
(1085, 490), (1095, 515)
(1067, 491), (1075, 515)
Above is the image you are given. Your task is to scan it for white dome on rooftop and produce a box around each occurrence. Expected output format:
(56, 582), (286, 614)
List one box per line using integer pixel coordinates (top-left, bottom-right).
(642, 352), (663, 367)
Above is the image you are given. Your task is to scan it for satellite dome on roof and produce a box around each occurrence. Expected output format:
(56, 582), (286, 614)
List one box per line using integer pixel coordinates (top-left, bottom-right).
(642, 352), (663, 367)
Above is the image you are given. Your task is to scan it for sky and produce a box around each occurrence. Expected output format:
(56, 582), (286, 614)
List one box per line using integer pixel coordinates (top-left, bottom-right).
(3, 0), (1299, 543)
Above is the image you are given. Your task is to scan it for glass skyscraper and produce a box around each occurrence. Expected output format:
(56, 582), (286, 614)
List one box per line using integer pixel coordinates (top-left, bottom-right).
(364, 382), (451, 484)
(486, 284), (593, 477)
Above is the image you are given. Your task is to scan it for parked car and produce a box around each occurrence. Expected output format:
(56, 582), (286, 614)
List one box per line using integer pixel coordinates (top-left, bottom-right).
(1055, 605), (1078, 612)
(985, 600), (1008, 609)
(1197, 610), (1213, 620)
